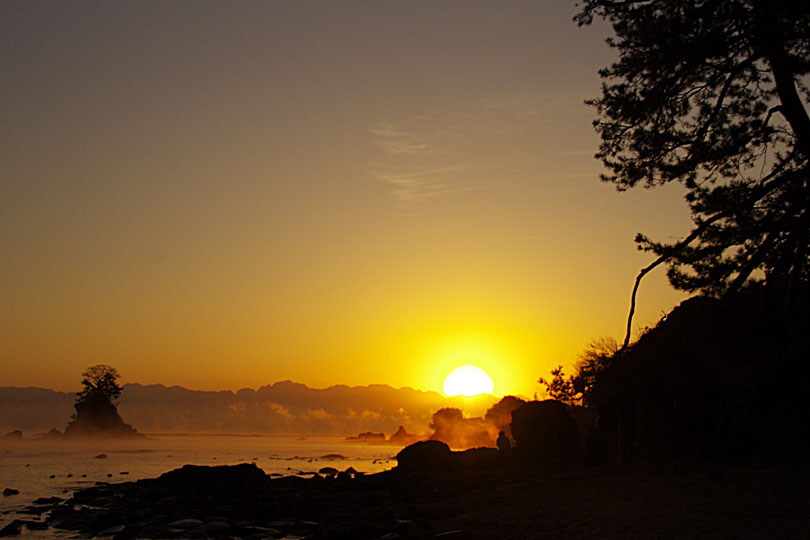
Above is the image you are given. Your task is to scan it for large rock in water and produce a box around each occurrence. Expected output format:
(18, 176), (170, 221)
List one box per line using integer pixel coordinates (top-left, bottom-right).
(63, 392), (143, 438)
(157, 463), (268, 491)
(396, 440), (453, 471)
(510, 400), (582, 462)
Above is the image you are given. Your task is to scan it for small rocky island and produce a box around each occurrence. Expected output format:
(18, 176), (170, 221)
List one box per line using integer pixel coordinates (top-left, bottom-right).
(56, 365), (143, 439)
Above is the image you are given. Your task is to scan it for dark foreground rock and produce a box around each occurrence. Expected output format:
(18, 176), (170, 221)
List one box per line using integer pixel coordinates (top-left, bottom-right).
(510, 400), (582, 463)
(16, 460), (810, 540)
(396, 441), (501, 473)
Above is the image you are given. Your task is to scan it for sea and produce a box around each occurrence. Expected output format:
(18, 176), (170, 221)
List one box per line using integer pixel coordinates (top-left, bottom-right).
(0, 434), (400, 538)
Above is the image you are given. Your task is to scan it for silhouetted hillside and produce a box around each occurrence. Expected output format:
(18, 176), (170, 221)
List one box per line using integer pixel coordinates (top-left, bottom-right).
(591, 294), (810, 464)
(0, 381), (495, 436)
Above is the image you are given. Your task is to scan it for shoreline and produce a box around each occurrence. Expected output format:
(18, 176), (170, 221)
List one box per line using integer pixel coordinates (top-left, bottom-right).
(6, 458), (810, 539)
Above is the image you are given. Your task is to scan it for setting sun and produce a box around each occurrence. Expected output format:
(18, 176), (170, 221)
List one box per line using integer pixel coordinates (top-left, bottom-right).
(442, 365), (495, 397)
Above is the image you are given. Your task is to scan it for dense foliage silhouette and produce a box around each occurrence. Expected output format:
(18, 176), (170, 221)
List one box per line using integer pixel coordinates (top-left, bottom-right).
(577, 0), (810, 347)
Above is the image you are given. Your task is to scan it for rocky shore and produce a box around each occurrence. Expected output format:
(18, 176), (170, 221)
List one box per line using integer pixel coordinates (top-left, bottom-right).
(4, 456), (810, 539)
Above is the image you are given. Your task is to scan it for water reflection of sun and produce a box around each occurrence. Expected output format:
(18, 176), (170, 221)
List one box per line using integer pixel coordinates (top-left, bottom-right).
(443, 365), (495, 396)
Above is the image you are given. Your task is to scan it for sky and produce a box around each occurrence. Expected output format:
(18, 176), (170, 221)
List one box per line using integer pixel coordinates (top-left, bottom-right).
(1, 1), (693, 398)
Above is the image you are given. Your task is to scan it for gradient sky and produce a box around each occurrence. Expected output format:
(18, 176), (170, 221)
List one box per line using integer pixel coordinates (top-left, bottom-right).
(1, 1), (692, 398)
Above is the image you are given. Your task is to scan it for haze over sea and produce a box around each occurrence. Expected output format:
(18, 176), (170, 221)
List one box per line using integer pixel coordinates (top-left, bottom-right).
(1, 435), (396, 539)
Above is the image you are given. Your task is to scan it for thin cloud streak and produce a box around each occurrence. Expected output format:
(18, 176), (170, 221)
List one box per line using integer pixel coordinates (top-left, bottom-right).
(368, 123), (433, 155)
(367, 94), (588, 204)
(373, 165), (476, 203)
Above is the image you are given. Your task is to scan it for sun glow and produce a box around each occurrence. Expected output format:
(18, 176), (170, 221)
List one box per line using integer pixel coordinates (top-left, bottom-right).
(442, 365), (495, 396)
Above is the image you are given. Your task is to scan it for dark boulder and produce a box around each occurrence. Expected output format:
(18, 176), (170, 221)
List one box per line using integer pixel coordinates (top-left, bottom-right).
(157, 463), (268, 491)
(456, 447), (499, 471)
(32, 496), (63, 505)
(395, 440), (453, 472)
(0, 520), (22, 536)
(510, 400), (582, 462)
(2, 489), (19, 497)
(1, 430), (22, 440)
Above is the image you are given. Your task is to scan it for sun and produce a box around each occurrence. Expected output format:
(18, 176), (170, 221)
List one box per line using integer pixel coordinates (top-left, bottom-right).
(443, 365), (495, 397)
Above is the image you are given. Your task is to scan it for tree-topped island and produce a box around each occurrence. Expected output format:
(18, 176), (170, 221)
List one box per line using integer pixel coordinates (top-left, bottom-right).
(63, 365), (144, 438)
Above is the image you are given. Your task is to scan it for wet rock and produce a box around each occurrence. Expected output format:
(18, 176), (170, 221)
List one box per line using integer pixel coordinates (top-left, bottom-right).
(233, 524), (283, 537)
(33, 496), (63, 505)
(158, 463), (268, 489)
(28, 464), (412, 540)
(97, 524), (126, 535)
(167, 518), (204, 528)
(0, 520), (23, 536)
(23, 520), (48, 531)
(198, 520), (230, 536)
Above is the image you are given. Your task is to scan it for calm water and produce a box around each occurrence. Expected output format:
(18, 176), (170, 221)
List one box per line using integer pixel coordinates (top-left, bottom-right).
(0, 434), (400, 538)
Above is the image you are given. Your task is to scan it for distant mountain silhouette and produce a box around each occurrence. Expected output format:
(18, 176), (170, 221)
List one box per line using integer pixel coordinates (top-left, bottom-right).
(0, 381), (496, 436)
(0, 387), (74, 434)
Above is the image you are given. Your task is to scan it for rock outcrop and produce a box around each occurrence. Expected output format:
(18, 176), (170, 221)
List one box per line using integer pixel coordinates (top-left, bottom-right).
(387, 425), (422, 446)
(396, 440), (454, 471)
(63, 392), (143, 439)
(510, 400), (582, 463)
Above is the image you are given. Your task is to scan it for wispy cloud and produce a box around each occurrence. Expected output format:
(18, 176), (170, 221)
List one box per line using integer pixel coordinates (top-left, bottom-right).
(367, 123), (433, 155)
(367, 93), (588, 204)
(372, 164), (480, 203)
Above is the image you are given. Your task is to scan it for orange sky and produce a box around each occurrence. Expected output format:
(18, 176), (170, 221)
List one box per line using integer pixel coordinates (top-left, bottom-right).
(1, 2), (691, 398)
